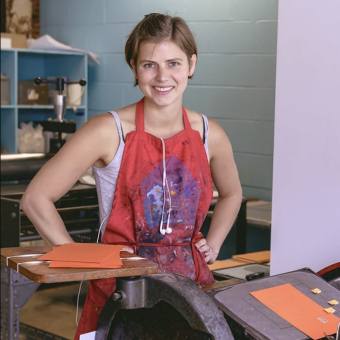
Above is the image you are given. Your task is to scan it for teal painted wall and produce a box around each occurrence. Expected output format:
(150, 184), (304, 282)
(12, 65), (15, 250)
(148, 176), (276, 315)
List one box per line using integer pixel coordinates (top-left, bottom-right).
(40, 0), (277, 201)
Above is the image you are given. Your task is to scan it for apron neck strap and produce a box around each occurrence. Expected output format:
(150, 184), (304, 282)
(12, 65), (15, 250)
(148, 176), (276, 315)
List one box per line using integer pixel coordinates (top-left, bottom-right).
(181, 106), (191, 130)
(135, 97), (192, 132)
(136, 97), (145, 132)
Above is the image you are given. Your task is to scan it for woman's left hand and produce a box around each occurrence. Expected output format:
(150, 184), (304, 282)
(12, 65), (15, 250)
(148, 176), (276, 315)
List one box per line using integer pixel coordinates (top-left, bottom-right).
(195, 238), (218, 264)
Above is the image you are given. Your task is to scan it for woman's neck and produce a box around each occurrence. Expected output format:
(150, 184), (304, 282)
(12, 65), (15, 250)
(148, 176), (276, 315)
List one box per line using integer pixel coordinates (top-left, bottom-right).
(143, 97), (185, 138)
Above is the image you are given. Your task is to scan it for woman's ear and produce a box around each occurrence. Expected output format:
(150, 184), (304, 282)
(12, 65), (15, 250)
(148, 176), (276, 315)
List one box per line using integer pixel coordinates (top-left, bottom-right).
(131, 59), (138, 85)
(189, 54), (197, 77)
(130, 59), (137, 77)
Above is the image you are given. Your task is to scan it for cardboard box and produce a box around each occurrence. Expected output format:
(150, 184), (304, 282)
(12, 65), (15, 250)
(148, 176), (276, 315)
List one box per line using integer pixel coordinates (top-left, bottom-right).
(1, 74), (10, 105)
(18, 81), (49, 105)
(1, 33), (27, 48)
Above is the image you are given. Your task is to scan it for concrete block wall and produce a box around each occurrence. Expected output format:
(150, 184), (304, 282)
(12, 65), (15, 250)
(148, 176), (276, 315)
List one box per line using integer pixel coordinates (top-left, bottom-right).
(40, 0), (277, 201)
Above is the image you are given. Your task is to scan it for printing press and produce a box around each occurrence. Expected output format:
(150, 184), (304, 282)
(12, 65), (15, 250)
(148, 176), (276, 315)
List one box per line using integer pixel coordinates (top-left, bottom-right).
(1, 246), (340, 340)
(1, 155), (340, 340)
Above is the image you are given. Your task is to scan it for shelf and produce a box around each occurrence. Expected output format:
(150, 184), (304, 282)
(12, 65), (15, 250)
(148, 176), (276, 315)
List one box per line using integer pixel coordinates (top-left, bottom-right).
(17, 105), (86, 110)
(1, 48), (85, 56)
(1, 105), (86, 110)
(0, 49), (88, 154)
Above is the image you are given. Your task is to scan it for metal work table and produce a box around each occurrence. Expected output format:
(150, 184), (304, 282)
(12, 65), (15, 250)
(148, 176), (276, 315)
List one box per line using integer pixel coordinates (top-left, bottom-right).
(0, 246), (158, 340)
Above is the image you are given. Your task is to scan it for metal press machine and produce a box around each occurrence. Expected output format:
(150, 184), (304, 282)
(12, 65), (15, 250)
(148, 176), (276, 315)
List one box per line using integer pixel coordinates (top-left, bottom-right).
(34, 76), (87, 153)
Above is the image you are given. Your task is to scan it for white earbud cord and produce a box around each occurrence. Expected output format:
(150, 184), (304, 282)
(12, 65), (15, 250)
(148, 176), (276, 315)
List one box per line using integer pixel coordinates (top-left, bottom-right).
(76, 214), (110, 326)
(75, 281), (83, 326)
(96, 214), (110, 243)
(159, 138), (172, 235)
(165, 177), (172, 231)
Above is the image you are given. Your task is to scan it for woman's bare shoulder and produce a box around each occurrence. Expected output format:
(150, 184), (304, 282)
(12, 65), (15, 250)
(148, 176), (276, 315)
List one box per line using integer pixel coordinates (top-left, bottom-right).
(115, 103), (138, 135)
(88, 102), (138, 141)
(83, 112), (118, 139)
(81, 111), (124, 167)
(206, 117), (229, 141)
(185, 107), (206, 138)
(115, 103), (136, 123)
(86, 102), (137, 135)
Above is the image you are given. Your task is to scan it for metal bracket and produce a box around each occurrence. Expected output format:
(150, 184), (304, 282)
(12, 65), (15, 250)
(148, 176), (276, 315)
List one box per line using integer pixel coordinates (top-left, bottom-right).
(1, 264), (40, 340)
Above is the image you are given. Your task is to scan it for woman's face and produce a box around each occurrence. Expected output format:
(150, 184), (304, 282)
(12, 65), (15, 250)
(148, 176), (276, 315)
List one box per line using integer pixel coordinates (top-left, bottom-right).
(133, 40), (196, 108)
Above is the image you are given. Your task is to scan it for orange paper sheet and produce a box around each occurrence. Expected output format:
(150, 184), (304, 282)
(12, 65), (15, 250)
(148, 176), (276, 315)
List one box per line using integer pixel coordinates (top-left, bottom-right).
(49, 250), (123, 268)
(232, 250), (270, 263)
(208, 259), (247, 271)
(38, 243), (124, 263)
(250, 283), (340, 339)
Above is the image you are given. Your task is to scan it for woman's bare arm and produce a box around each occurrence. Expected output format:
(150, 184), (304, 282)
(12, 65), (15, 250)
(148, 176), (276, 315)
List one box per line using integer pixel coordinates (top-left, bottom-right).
(21, 113), (119, 246)
(195, 118), (243, 264)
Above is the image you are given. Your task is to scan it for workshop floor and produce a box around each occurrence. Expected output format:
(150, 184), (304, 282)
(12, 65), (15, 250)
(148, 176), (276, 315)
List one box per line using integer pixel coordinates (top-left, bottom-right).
(20, 282), (89, 340)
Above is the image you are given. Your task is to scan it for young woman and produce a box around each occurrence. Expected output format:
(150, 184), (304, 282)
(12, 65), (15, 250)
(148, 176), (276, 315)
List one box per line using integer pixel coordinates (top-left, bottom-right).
(21, 13), (242, 338)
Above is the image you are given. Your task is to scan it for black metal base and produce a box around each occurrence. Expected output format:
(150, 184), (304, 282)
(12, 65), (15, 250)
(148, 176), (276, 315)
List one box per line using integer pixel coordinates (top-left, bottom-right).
(106, 300), (215, 340)
(96, 274), (234, 340)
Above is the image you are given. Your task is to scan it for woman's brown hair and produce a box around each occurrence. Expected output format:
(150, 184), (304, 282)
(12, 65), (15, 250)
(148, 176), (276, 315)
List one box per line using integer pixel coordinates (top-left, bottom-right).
(125, 13), (197, 86)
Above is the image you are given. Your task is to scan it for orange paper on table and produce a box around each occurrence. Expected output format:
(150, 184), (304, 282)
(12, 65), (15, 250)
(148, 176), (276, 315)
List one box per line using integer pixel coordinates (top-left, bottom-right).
(208, 259), (246, 271)
(49, 249), (123, 268)
(250, 283), (340, 339)
(232, 250), (270, 263)
(38, 243), (124, 263)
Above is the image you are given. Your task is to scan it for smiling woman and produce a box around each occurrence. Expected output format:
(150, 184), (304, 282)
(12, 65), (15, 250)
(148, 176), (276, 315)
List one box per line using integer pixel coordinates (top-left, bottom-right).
(20, 13), (243, 340)
(131, 40), (196, 108)
(125, 14), (197, 86)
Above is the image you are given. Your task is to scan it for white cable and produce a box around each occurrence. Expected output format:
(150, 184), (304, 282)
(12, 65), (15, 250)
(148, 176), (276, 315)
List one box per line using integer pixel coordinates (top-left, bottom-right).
(76, 280), (83, 326)
(96, 214), (110, 243)
(75, 214), (110, 325)
(165, 177), (172, 234)
(159, 138), (172, 235)
(159, 138), (166, 235)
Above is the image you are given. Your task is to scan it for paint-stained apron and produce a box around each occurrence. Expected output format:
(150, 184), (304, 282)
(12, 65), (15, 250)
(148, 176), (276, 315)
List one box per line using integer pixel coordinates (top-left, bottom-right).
(75, 97), (214, 339)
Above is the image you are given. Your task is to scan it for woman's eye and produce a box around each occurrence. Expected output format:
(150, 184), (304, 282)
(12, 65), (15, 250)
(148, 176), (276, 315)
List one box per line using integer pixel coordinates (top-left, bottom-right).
(144, 63), (154, 68)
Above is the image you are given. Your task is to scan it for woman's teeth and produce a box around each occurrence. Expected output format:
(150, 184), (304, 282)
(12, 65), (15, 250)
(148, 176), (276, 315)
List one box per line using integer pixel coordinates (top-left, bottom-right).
(154, 86), (173, 92)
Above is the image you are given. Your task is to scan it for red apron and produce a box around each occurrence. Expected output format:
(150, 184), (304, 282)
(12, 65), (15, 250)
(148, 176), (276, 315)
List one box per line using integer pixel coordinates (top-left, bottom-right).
(74, 98), (214, 339)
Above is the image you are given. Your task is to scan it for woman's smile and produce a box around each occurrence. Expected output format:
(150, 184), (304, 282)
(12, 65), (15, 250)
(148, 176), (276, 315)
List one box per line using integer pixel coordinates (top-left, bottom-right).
(153, 86), (174, 94)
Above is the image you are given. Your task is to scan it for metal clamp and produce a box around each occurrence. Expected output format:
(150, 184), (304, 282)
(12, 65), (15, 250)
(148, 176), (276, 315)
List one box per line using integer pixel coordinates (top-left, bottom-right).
(6, 253), (46, 266)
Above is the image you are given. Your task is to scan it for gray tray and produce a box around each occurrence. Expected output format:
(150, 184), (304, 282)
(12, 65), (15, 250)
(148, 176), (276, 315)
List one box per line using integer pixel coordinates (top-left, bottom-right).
(208, 268), (340, 340)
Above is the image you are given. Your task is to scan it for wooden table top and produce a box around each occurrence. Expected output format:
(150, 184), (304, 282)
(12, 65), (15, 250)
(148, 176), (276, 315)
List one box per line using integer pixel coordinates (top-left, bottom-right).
(246, 200), (272, 228)
(1, 246), (158, 283)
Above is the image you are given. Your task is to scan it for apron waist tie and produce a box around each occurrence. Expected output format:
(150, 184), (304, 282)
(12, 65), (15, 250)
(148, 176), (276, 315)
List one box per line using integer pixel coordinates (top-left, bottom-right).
(108, 233), (204, 283)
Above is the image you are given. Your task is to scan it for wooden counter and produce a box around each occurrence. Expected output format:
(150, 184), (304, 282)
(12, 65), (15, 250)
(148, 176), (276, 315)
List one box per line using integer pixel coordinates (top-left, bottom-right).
(246, 200), (272, 228)
(1, 246), (158, 283)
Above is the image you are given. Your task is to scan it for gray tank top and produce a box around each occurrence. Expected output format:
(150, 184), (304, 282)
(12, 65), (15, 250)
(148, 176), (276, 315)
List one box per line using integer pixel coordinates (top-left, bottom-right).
(93, 111), (210, 237)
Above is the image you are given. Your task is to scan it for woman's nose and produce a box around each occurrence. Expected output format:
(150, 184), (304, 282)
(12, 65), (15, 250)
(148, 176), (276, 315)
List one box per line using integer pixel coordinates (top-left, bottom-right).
(155, 67), (169, 82)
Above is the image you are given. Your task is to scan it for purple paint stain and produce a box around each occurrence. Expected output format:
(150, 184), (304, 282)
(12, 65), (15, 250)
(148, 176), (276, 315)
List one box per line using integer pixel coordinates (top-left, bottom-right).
(141, 155), (202, 232)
